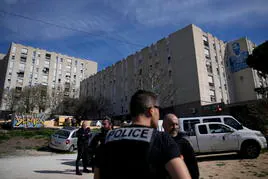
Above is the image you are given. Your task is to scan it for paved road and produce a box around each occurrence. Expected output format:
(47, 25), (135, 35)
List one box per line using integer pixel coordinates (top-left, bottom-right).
(0, 153), (94, 179)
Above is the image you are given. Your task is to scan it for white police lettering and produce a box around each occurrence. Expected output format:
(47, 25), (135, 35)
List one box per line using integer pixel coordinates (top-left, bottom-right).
(105, 127), (153, 143)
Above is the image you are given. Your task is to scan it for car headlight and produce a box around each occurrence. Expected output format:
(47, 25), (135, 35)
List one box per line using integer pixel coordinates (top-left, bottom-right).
(255, 132), (264, 137)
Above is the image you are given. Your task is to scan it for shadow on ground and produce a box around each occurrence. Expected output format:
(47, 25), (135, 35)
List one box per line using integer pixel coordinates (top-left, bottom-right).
(197, 153), (241, 162)
(34, 169), (76, 175)
(37, 146), (76, 154)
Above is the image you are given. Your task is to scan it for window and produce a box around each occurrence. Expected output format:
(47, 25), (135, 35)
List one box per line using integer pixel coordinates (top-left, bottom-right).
(168, 56), (171, 64)
(139, 69), (142, 75)
(206, 61), (213, 73)
(60, 58), (63, 62)
(67, 58), (72, 63)
(21, 48), (28, 55)
(19, 63), (25, 71)
(208, 75), (214, 84)
(209, 90), (216, 102)
(12, 46), (16, 53)
(71, 132), (76, 138)
(20, 56), (27, 63)
(183, 119), (200, 136)
(75, 60), (77, 65)
(66, 65), (71, 70)
(213, 43), (216, 50)
(203, 118), (221, 123)
(204, 48), (210, 58)
(44, 61), (50, 67)
(203, 35), (209, 47)
(198, 125), (208, 134)
(74, 67), (77, 73)
(45, 53), (51, 59)
(59, 64), (62, 70)
(224, 117), (243, 130)
(11, 55), (15, 60)
(15, 86), (22, 92)
(169, 70), (172, 77)
(216, 68), (220, 75)
(208, 124), (232, 134)
(9, 61), (14, 68)
(37, 52), (41, 57)
(36, 59), (39, 65)
(42, 75), (48, 82)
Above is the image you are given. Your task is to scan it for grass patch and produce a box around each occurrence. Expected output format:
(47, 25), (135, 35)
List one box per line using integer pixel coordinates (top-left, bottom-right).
(261, 149), (267, 154)
(91, 128), (100, 133)
(216, 163), (226, 167)
(0, 128), (56, 140)
(0, 134), (10, 142)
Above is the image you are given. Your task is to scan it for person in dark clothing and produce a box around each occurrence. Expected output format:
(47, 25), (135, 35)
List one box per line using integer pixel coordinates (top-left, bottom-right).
(76, 121), (91, 175)
(90, 116), (113, 172)
(94, 90), (191, 179)
(163, 113), (200, 179)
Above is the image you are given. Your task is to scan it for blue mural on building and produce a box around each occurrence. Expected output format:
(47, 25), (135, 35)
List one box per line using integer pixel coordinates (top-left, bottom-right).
(229, 42), (249, 73)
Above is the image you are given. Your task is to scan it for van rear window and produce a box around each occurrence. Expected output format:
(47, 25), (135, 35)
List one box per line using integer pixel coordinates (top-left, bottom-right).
(203, 118), (221, 123)
(183, 119), (200, 136)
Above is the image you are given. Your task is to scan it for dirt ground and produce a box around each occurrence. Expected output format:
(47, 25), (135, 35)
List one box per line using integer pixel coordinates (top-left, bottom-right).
(1, 136), (268, 178)
(198, 152), (268, 178)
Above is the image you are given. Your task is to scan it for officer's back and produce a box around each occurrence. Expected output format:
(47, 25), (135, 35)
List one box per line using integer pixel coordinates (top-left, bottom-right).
(94, 90), (191, 179)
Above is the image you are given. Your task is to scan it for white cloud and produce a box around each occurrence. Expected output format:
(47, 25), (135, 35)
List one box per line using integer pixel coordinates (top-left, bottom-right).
(107, 0), (268, 27)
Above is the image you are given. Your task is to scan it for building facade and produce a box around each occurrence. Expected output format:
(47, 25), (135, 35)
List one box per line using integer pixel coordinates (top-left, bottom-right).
(0, 42), (97, 110)
(80, 24), (267, 117)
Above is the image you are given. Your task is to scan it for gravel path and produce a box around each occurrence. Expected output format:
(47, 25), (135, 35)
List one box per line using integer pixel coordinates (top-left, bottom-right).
(0, 153), (93, 179)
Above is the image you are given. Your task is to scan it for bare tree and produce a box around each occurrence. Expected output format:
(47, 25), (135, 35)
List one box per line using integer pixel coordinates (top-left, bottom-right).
(137, 63), (176, 107)
(2, 88), (18, 111)
(33, 85), (50, 113)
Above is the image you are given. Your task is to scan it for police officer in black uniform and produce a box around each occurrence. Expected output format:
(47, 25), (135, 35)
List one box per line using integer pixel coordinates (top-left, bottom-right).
(94, 90), (191, 179)
(163, 113), (200, 179)
(76, 121), (91, 175)
(90, 116), (113, 172)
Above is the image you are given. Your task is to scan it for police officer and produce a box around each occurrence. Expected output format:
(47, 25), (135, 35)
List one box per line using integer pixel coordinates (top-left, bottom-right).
(163, 113), (200, 179)
(76, 121), (91, 175)
(94, 90), (191, 179)
(90, 116), (113, 172)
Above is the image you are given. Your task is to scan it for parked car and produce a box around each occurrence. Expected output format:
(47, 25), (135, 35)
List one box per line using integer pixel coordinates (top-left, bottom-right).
(49, 126), (78, 152)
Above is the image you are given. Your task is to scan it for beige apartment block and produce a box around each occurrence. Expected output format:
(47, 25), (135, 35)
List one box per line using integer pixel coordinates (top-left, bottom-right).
(80, 24), (266, 117)
(0, 42), (97, 110)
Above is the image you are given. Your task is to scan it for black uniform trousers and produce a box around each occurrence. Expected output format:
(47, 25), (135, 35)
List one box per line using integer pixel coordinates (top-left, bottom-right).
(76, 144), (89, 171)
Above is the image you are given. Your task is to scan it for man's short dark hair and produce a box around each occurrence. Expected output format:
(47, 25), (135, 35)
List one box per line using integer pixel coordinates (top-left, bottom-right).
(103, 116), (112, 124)
(130, 90), (158, 117)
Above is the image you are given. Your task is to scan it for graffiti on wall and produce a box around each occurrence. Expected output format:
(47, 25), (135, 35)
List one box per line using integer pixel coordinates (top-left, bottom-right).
(12, 113), (46, 128)
(229, 42), (249, 73)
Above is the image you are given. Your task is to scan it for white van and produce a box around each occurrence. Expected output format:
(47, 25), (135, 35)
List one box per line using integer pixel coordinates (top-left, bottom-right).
(158, 115), (267, 158)
(158, 115), (243, 132)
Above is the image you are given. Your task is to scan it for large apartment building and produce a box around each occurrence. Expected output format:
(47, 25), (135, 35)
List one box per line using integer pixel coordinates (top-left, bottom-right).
(0, 42), (97, 110)
(80, 24), (267, 117)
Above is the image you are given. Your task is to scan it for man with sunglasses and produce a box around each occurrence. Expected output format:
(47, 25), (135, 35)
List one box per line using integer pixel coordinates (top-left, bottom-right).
(163, 113), (199, 179)
(94, 90), (190, 179)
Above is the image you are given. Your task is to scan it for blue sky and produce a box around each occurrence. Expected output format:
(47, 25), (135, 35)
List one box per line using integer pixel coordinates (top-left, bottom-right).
(0, 0), (267, 71)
